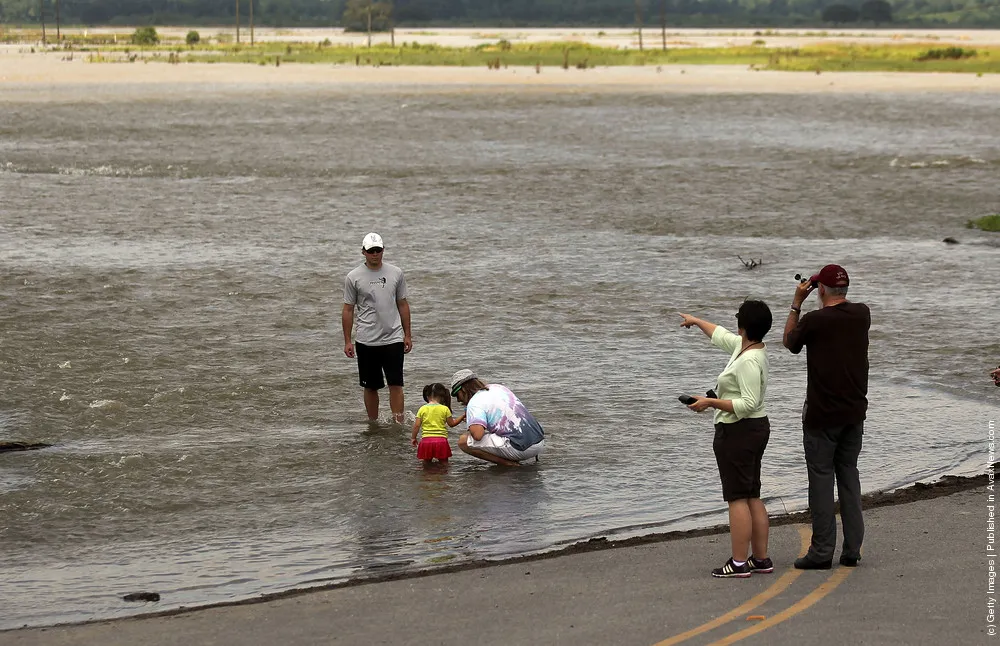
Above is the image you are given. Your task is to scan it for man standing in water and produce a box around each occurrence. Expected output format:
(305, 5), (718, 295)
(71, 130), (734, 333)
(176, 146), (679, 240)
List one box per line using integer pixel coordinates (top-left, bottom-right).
(343, 233), (412, 423)
(783, 264), (870, 569)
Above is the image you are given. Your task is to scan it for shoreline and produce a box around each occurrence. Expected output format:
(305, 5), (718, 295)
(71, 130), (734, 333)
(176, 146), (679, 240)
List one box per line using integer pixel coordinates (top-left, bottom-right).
(8, 26), (1000, 48)
(5, 26), (1000, 94)
(3, 56), (1000, 97)
(2, 468), (988, 633)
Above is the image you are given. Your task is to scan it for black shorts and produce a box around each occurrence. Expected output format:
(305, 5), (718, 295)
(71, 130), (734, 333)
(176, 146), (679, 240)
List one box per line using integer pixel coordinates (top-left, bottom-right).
(713, 416), (770, 502)
(355, 342), (404, 390)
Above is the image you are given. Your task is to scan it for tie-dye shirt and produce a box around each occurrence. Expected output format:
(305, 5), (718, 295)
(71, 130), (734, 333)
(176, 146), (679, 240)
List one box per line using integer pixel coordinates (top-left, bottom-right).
(465, 384), (544, 451)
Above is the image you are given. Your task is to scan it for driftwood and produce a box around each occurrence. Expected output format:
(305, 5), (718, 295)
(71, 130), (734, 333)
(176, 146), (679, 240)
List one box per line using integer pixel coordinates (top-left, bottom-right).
(123, 592), (161, 602)
(737, 255), (764, 270)
(0, 442), (52, 454)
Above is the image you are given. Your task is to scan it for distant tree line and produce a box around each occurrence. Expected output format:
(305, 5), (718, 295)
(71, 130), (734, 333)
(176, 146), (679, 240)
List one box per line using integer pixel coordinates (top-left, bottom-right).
(1, 0), (998, 28)
(821, 0), (892, 24)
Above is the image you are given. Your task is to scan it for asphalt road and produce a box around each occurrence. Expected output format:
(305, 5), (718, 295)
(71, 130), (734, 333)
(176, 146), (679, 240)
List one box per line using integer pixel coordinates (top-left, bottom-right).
(1, 487), (990, 646)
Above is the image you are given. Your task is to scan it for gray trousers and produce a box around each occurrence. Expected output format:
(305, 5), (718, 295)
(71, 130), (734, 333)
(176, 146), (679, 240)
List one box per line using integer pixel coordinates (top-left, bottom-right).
(802, 422), (865, 561)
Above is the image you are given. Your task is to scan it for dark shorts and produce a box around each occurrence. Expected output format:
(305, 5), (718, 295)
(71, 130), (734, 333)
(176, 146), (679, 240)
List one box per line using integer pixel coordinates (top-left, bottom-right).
(355, 342), (404, 390)
(713, 416), (770, 502)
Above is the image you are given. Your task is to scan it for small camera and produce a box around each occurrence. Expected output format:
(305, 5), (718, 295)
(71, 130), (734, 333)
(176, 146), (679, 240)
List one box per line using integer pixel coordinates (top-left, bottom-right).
(794, 273), (818, 288)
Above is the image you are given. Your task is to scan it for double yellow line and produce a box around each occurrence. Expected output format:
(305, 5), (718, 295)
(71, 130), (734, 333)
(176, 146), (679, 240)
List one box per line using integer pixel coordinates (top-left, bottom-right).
(653, 526), (856, 646)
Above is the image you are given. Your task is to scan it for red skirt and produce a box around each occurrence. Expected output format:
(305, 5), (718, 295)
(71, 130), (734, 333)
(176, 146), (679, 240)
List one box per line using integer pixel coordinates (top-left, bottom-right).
(417, 436), (452, 460)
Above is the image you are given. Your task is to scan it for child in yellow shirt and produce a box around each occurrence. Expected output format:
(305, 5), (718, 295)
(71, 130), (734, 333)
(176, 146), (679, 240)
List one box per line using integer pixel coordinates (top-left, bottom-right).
(411, 383), (465, 463)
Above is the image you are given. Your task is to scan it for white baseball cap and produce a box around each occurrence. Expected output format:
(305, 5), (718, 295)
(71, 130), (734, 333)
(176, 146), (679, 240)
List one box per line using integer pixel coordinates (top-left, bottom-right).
(362, 232), (384, 251)
(450, 369), (478, 395)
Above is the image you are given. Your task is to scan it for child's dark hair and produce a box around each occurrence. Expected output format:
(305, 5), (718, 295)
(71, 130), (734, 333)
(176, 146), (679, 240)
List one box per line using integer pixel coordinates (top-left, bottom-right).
(423, 382), (452, 411)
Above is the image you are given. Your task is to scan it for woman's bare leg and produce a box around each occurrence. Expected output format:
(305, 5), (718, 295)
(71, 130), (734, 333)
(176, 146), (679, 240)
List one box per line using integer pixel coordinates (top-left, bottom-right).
(748, 498), (770, 559)
(458, 434), (520, 467)
(728, 499), (751, 562)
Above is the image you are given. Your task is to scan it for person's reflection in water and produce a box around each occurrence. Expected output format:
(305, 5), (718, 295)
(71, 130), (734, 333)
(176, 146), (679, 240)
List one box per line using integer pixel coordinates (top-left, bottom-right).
(420, 460), (450, 475)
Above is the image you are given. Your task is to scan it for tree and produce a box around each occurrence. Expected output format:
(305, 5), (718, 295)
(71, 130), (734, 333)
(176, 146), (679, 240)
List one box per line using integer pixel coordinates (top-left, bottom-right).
(635, 0), (643, 51)
(660, 0), (667, 51)
(131, 26), (159, 45)
(821, 3), (860, 22)
(341, 0), (393, 32)
(859, 0), (892, 23)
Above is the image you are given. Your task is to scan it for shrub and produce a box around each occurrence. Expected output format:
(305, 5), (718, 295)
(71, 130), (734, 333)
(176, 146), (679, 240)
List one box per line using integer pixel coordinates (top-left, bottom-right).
(186, 30), (200, 46)
(967, 214), (1000, 232)
(131, 26), (159, 46)
(917, 47), (977, 61)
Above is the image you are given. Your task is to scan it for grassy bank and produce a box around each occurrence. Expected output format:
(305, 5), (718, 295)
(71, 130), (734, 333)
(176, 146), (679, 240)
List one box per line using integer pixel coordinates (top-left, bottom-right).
(9, 32), (1000, 73)
(967, 214), (1000, 231)
(117, 42), (1000, 73)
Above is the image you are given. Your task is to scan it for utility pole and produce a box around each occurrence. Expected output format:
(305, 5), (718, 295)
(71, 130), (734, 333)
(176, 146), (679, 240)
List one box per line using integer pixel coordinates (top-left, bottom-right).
(661, 0), (666, 50)
(55, 0), (60, 40)
(40, 0), (46, 44)
(367, 0), (372, 49)
(235, 0), (240, 44)
(250, 0), (254, 45)
(635, 0), (644, 52)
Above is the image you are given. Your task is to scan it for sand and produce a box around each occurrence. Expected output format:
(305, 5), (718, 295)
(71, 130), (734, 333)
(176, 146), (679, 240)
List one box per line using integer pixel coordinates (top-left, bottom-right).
(2, 55), (1000, 101)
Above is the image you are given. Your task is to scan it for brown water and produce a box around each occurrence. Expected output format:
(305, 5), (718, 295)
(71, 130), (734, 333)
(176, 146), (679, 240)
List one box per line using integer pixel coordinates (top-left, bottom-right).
(1, 85), (998, 629)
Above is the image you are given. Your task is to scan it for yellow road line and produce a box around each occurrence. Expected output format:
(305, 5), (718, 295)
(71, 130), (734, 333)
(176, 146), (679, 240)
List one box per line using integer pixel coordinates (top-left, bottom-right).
(652, 526), (811, 646)
(707, 565), (855, 645)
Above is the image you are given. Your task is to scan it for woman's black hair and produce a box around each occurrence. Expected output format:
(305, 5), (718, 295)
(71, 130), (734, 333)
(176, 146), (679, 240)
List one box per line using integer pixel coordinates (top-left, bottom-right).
(737, 299), (772, 342)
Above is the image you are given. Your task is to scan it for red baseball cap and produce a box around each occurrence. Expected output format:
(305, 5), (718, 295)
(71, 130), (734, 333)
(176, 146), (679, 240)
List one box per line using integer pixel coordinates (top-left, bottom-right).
(809, 264), (850, 288)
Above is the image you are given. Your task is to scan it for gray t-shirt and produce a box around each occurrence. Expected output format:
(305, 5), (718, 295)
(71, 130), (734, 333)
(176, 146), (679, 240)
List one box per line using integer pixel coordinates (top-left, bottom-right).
(344, 262), (408, 346)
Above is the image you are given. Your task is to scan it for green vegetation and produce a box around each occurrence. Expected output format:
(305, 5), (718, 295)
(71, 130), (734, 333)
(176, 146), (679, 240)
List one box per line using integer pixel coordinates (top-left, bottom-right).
(185, 30), (200, 46)
(967, 215), (1000, 232)
(758, 43), (999, 73)
(131, 26), (158, 45)
(48, 40), (1000, 74)
(2, 0), (1000, 28)
(916, 47), (976, 61)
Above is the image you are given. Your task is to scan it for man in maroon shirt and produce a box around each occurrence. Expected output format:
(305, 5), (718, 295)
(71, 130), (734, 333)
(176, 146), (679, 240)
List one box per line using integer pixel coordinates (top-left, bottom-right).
(783, 264), (870, 569)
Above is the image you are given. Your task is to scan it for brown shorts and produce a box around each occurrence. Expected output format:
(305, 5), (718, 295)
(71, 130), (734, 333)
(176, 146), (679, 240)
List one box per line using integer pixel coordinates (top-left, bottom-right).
(713, 416), (770, 502)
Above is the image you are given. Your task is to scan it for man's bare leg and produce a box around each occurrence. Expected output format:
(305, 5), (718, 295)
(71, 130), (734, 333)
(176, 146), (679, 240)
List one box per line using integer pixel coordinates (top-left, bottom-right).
(363, 388), (379, 421)
(458, 434), (520, 467)
(388, 385), (404, 424)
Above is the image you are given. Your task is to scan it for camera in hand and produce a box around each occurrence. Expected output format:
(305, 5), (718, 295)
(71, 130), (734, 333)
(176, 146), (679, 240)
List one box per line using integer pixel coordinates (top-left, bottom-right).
(678, 395), (697, 405)
(794, 273), (818, 288)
